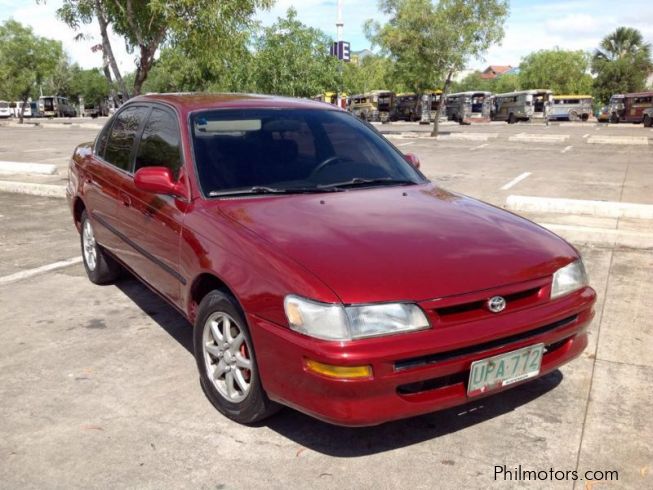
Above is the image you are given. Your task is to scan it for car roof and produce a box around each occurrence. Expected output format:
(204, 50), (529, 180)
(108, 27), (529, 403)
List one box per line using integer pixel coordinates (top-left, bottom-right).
(128, 92), (337, 113)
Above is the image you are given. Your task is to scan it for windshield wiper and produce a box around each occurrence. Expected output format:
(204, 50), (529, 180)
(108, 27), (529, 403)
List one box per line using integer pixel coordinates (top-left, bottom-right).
(208, 186), (342, 197)
(318, 177), (417, 190)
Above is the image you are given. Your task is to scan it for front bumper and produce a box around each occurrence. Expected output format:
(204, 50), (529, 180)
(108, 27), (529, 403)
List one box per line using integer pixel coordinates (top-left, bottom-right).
(250, 287), (596, 426)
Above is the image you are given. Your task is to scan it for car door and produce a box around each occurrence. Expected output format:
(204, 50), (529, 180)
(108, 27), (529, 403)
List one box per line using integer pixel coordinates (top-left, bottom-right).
(83, 106), (147, 255)
(117, 105), (186, 306)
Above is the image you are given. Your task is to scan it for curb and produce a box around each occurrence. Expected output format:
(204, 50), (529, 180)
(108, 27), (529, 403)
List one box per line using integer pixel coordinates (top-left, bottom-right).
(539, 223), (653, 249)
(509, 133), (570, 143)
(437, 132), (498, 142)
(0, 161), (58, 175)
(0, 180), (66, 198)
(506, 195), (653, 219)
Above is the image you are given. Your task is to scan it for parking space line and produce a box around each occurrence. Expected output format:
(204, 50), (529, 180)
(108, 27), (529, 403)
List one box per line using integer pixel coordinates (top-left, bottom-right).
(500, 172), (532, 191)
(0, 257), (82, 286)
(583, 134), (589, 138)
(23, 148), (57, 153)
(396, 142), (415, 147)
(470, 143), (488, 151)
(561, 145), (573, 153)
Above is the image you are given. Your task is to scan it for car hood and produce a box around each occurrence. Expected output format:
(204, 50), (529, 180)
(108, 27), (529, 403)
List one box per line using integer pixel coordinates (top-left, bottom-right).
(216, 184), (576, 304)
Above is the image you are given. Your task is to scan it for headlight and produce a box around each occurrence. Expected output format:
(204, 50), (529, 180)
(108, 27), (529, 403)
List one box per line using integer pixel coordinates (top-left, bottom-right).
(284, 295), (430, 341)
(551, 259), (588, 299)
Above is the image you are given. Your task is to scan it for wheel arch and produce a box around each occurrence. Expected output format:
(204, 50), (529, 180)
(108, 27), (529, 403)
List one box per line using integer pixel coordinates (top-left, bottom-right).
(73, 196), (86, 232)
(188, 272), (241, 323)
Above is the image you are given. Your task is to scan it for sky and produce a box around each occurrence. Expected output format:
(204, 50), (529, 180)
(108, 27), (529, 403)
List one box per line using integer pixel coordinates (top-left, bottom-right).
(1, 0), (652, 74)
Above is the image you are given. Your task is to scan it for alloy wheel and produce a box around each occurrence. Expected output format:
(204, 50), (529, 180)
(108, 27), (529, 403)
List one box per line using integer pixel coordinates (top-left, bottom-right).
(82, 220), (97, 271)
(202, 312), (252, 403)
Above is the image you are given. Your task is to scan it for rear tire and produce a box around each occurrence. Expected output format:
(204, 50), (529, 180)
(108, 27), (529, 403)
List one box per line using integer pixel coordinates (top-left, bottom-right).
(644, 115), (652, 128)
(80, 210), (122, 284)
(194, 290), (280, 424)
(508, 113), (516, 124)
(609, 113), (619, 124)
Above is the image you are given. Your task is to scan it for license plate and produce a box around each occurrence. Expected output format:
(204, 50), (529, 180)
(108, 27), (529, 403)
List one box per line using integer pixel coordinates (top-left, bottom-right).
(467, 344), (544, 397)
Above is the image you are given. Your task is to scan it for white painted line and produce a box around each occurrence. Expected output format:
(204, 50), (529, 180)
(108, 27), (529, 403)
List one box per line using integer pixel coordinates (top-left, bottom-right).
(470, 143), (488, 151)
(396, 142), (415, 147)
(501, 172), (532, 191)
(561, 145), (572, 154)
(508, 133), (570, 143)
(0, 160), (58, 175)
(437, 132), (498, 142)
(506, 195), (653, 219)
(582, 134), (589, 139)
(0, 257), (82, 285)
(22, 148), (57, 153)
(586, 135), (648, 145)
(0, 180), (66, 198)
(538, 224), (653, 249)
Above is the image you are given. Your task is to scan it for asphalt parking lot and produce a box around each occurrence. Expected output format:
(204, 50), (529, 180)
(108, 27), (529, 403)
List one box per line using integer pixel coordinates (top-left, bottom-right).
(0, 120), (652, 489)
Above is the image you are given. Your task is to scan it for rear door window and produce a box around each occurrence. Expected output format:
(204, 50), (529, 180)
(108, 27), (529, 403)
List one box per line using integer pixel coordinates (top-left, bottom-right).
(135, 107), (183, 179)
(104, 105), (149, 171)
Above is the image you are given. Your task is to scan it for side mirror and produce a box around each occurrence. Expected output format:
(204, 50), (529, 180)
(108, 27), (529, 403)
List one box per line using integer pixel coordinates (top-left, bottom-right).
(404, 152), (421, 169)
(134, 166), (187, 199)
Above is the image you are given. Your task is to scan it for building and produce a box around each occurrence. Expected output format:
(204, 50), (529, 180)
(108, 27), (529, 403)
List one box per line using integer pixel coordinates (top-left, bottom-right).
(350, 49), (373, 65)
(479, 65), (513, 80)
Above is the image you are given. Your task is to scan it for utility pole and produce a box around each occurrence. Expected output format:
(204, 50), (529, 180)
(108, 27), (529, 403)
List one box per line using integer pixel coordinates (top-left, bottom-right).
(336, 0), (344, 108)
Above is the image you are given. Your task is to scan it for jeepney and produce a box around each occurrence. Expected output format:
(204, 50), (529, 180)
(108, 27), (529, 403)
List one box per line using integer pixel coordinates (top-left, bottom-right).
(38, 95), (76, 117)
(548, 95), (593, 121)
(621, 91), (653, 124)
(349, 90), (395, 122)
(493, 89), (553, 123)
(606, 94), (625, 123)
(392, 93), (421, 121)
(445, 91), (492, 124)
(419, 90), (443, 124)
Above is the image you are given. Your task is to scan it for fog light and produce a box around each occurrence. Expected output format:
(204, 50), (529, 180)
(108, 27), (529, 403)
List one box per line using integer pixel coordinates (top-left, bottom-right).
(304, 359), (373, 379)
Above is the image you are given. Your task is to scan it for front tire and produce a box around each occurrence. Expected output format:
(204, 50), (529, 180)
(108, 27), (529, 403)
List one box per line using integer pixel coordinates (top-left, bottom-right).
(194, 290), (280, 424)
(80, 211), (122, 284)
(643, 115), (651, 128)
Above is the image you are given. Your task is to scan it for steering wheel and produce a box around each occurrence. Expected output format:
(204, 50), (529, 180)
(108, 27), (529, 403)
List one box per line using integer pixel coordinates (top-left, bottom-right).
(310, 155), (343, 178)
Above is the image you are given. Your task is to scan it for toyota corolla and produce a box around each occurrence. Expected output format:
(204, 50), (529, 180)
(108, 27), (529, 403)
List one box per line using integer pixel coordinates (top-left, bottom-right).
(67, 93), (596, 426)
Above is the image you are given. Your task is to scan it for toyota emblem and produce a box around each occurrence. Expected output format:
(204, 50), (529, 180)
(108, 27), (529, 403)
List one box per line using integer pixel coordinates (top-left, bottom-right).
(487, 296), (506, 313)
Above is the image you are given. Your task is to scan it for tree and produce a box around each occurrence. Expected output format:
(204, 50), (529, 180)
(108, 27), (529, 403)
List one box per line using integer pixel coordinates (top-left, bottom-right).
(0, 20), (63, 123)
(342, 54), (396, 94)
(56, 0), (272, 97)
(253, 8), (340, 97)
(452, 71), (493, 92)
(68, 66), (111, 106)
(519, 49), (593, 95)
(591, 27), (652, 104)
(366, 0), (509, 135)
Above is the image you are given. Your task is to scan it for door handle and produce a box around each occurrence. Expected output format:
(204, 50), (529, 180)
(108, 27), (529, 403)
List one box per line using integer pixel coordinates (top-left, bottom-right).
(120, 192), (131, 207)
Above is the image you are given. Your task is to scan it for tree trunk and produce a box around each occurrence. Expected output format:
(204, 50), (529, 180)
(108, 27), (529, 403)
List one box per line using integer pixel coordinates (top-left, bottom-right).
(132, 46), (156, 96)
(94, 0), (129, 100)
(19, 94), (29, 124)
(431, 69), (454, 137)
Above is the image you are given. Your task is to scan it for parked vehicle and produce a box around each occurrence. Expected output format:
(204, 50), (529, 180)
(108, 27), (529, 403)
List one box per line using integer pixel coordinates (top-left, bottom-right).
(620, 91), (653, 124)
(607, 94), (625, 123)
(311, 92), (348, 110)
(596, 106), (609, 123)
(84, 99), (110, 118)
(0, 100), (12, 118)
(419, 90), (443, 124)
(349, 90), (395, 122)
(29, 101), (42, 118)
(39, 95), (76, 117)
(548, 95), (593, 122)
(643, 107), (653, 128)
(68, 93), (596, 427)
(13, 100), (32, 118)
(446, 91), (492, 124)
(493, 89), (553, 123)
(391, 93), (421, 121)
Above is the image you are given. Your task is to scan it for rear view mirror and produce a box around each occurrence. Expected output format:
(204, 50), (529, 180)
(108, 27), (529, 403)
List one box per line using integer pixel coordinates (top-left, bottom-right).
(134, 167), (187, 199)
(404, 152), (421, 169)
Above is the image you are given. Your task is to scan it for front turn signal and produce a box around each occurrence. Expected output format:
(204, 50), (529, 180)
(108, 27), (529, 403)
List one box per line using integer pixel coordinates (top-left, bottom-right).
(304, 359), (373, 379)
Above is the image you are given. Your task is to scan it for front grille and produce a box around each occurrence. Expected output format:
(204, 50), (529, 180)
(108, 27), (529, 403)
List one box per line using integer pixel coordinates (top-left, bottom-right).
(394, 314), (578, 371)
(432, 286), (543, 324)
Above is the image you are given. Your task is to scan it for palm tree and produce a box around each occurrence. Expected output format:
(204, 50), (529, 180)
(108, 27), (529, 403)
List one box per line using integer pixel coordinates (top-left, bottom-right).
(593, 27), (651, 63)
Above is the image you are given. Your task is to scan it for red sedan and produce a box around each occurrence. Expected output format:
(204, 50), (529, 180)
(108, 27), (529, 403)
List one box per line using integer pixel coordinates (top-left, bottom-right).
(67, 93), (596, 426)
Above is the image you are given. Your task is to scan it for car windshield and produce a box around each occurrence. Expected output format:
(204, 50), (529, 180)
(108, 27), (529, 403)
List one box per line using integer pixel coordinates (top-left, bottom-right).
(191, 108), (425, 196)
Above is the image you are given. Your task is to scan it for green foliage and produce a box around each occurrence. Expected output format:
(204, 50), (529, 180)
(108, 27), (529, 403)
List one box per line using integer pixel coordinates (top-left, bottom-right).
(591, 27), (652, 104)
(493, 73), (521, 93)
(366, 0), (508, 133)
(57, 0), (272, 95)
(253, 8), (340, 97)
(343, 55), (396, 94)
(519, 49), (593, 94)
(452, 72), (493, 92)
(0, 20), (63, 103)
(68, 66), (111, 105)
